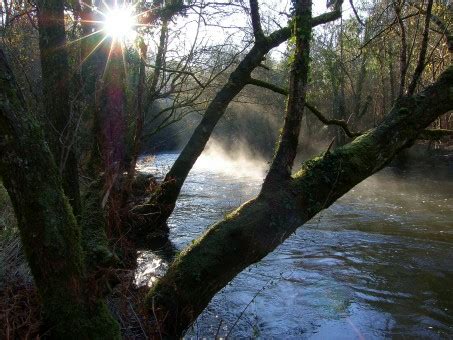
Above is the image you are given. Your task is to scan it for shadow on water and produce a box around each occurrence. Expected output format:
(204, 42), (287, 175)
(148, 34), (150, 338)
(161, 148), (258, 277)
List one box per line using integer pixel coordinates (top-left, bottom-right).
(136, 150), (453, 338)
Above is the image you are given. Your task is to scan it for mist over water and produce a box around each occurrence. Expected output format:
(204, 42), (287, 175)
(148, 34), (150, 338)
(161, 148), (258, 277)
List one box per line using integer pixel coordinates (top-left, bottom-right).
(136, 146), (453, 338)
(194, 140), (269, 180)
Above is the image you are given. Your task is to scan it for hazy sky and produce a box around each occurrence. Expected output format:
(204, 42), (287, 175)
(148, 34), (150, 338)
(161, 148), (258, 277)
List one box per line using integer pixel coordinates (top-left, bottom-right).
(157, 0), (356, 63)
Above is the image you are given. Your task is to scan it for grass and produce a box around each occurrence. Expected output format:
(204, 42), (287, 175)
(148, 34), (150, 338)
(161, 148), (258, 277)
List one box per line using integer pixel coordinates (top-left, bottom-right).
(0, 182), (42, 339)
(0, 182), (21, 285)
(0, 183), (16, 234)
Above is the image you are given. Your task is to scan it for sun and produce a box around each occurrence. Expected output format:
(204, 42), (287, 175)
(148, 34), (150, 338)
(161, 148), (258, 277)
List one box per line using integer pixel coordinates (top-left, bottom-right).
(103, 4), (137, 40)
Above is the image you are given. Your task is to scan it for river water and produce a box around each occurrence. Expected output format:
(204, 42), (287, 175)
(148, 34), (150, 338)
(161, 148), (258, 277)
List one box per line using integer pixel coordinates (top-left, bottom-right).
(136, 151), (453, 339)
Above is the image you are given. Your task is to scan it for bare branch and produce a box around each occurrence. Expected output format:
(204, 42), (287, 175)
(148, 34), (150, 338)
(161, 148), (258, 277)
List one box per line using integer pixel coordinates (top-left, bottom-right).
(249, 0), (265, 41)
(247, 77), (360, 138)
(145, 63), (204, 87)
(247, 77), (451, 141)
(247, 77), (288, 95)
(359, 11), (419, 51)
(312, 0), (343, 27)
(407, 1), (453, 57)
(305, 102), (362, 138)
(349, 0), (364, 26)
(418, 128), (453, 140)
(407, 0), (433, 95)
(393, 1), (408, 97)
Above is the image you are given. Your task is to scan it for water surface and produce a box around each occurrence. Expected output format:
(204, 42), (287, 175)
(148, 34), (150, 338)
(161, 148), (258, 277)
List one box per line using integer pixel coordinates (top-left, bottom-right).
(137, 152), (453, 339)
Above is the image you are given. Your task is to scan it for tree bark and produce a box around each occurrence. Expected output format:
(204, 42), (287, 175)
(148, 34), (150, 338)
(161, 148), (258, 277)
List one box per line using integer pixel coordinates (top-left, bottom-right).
(36, 0), (81, 215)
(0, 49), (120, 338)
(394, 1), (408, 97)
(146, 66), (453, 337)
(131, 0), (344, 242)
(264, 0), (311, 182)
(131, 25), (292, 239)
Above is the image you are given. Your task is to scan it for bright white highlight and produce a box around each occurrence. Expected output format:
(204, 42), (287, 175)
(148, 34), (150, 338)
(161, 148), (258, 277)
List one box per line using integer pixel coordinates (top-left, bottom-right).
(103, 5), (136, 40)
(194, 140), (268, 180)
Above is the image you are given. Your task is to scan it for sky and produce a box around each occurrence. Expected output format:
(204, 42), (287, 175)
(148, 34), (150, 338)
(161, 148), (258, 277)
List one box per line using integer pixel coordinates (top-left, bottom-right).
(150, 0), (352, 63)
(159, 0), (356, 62)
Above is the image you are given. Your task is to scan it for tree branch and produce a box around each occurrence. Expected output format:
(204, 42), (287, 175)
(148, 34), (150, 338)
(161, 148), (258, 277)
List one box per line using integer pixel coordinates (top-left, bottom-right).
(312, 0), (343, 27)
(246, 78), (361, 138)
(246, 77), (288, 95)
(264, 0), (312, 182)
(393, 1), (408, 97)
(249, 0), (265, 41)
(304, 102), (362, 138)
(349, 0), (364, 26)
(407, 1), (453, 60)
(407, 0), (433, 95)
(145, 62), (204, 88)
(146, 66), (453, 338)
(418, 128), (453, 140)
(246, 78), (446, 141)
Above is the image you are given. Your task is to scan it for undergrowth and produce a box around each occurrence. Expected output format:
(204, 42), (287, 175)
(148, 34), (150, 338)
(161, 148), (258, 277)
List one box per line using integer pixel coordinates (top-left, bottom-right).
(1, 182), (43, 338)
(0, 182), (152, 339)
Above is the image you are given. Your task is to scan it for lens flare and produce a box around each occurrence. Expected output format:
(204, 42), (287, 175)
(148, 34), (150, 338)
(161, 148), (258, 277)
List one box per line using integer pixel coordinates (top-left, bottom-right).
(103, 4), (136, 40)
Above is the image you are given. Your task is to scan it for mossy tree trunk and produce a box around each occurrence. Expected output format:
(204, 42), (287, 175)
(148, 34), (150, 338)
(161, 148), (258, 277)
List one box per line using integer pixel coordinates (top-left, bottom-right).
(132, 2), (344, 239)
(0, 41), (120, 340)
(264, 0), (311, 183)
(145, 47), (453, 340)
(36, 0), (81, 215)
(131, 25), (291, 236)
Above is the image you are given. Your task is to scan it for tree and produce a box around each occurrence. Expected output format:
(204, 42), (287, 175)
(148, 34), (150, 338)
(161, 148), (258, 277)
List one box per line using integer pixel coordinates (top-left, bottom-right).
(143, 1), (453, 336)
(0, 0), (452, 338)
(0, 46), (121, 337)
(132, 0), (344, 237)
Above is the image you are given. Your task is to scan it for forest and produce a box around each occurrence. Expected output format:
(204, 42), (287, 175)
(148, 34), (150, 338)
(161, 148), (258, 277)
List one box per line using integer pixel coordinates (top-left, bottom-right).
(0, 0), (452, 338)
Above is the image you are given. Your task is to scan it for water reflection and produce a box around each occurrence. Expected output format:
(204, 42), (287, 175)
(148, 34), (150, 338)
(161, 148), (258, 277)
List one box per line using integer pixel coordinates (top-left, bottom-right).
(135, 251), (168, 287)
(136, 153), (453, 338)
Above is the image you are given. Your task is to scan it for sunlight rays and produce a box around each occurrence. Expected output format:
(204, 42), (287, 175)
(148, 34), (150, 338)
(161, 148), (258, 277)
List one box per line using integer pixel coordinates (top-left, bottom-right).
(79, 34), (108, 68)
(102, 2), (137, 39)
(68, 1), (153, 78)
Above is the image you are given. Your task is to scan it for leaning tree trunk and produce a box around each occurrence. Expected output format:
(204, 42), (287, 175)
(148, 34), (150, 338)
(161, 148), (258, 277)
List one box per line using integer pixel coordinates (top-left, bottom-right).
(131, 2), (344, 242)
(129, 25), (292, 240)
(145, 64), (453, 337)
(0, 48), (120, 339)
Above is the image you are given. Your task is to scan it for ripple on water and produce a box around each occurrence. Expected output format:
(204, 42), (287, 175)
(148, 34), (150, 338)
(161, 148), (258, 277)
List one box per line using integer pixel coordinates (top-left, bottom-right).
(136, 154), (453, 338)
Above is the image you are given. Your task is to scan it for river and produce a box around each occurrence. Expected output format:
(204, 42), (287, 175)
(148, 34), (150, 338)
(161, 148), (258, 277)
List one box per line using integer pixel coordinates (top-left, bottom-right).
(136, 151), (453, 339)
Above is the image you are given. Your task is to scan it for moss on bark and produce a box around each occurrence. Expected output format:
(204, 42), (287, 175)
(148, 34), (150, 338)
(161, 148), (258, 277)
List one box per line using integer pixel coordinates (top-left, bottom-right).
(0, 49), (120, 339)
(146, 66), (453, 337)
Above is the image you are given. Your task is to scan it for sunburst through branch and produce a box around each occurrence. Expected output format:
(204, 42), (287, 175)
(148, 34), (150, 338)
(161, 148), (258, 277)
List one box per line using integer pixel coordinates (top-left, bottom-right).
(103, 2), (137, 40)
(73, 1), (152, 74)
